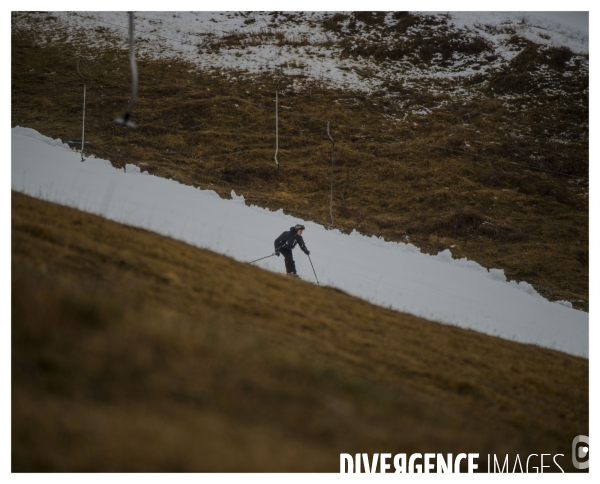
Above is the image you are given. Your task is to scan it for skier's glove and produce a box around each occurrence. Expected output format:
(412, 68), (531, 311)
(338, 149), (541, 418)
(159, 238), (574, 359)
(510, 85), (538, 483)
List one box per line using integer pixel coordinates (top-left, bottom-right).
(275, 249), (280, 257)
(305, 250), (310, 256)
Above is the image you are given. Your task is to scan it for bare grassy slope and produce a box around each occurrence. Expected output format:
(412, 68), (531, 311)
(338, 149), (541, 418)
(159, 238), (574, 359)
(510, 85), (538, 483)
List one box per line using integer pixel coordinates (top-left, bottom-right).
(11, 13), (588, 309)
(12, 192), (588, 472)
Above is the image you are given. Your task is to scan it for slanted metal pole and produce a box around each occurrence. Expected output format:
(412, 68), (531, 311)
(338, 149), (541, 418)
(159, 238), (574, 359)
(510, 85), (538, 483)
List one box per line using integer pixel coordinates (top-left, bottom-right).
(274, 66), (282, 167)
(307, 254), (320, 284)
(327, 121), (335, 229)
(249, 253), (276, 264)
(77, 59), (87, 162)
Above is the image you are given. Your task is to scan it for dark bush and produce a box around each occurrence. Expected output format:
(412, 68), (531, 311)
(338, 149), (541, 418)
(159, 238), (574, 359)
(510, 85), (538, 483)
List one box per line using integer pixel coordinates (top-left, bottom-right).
(419, 43), (435, 64)
(488, 71), (534, 94)
(445, 137), (466, 150)
(392, 12), (421, 33)
(476, 222), (529, 242)
(392, 11), (410, 20)
(352, 11), (385, 26)
(465, 73), (487, 86)
(342, 39), (397, 62)
(416, 34), (492, 64)
(373, 216), (402, 230)
(322, 13), (349, 32)
(575, 249), (588, 268)
(221, 163), (277, 184)
(440, 207), (486, 235)
(476, 169), (508, 188)
(511, 44), (539, 73)
(547, 46), (574, 70)
(550, 153), (588, 177)
(405, 207), (487, 237)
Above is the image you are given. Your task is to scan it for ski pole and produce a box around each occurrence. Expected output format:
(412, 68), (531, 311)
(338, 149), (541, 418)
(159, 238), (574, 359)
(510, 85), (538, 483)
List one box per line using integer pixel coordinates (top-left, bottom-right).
(307, 254), (320, 285)
(249, 253), (276, 264)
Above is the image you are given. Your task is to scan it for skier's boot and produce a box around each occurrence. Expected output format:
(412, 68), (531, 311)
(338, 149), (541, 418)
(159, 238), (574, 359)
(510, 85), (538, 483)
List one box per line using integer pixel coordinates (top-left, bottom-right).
(287, 272), (300, 279)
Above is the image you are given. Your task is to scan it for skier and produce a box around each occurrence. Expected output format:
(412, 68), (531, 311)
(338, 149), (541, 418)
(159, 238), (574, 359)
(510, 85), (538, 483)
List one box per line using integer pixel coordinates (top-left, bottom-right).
(274, 224), (310, 278)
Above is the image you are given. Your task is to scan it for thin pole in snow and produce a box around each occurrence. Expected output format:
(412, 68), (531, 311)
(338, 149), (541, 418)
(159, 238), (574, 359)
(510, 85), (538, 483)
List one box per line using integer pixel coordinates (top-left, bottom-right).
(327, 121), (335, 230)
(114, 11), (138, 129)
(274, 66), (283, 168)
(77, 59), (87, 162)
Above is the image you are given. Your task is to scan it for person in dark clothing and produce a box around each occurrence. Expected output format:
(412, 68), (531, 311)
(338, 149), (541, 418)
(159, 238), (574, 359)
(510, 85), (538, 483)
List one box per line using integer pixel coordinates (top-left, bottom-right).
(274, 224), (310, 276)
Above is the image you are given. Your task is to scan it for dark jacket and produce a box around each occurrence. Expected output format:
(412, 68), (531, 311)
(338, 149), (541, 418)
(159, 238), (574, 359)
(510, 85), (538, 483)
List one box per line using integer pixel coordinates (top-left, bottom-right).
(275, 227), (309, 254)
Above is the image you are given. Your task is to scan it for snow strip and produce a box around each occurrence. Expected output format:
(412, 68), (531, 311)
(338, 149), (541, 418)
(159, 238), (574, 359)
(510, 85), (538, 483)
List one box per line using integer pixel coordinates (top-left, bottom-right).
(11, 127), (588, 358)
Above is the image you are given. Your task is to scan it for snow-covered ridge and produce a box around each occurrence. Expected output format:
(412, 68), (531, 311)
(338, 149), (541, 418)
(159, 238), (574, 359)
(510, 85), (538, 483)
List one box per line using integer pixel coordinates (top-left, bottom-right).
(12, 11), (588, 97)
(443, 11), (588, 54)
(11, 126), (588, 358)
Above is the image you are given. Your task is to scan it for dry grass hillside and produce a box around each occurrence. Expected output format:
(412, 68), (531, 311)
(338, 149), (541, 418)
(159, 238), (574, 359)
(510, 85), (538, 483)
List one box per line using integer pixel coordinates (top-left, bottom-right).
(11, 11), (589, 309)
(12, 192), (588, 472)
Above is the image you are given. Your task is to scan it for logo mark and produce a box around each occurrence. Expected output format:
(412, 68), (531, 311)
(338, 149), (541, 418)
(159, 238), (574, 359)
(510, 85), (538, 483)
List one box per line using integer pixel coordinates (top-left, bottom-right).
(572, 435), (589, 470)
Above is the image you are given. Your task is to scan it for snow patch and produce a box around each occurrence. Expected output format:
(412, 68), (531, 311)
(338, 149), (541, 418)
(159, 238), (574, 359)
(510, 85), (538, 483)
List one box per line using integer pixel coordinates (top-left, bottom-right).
(230, 190), (246, 205)
(554, 300), (573, 309)
(10, 127), (588, 358)
(508, 280), (541, 298)
(125, 164), (144, 174)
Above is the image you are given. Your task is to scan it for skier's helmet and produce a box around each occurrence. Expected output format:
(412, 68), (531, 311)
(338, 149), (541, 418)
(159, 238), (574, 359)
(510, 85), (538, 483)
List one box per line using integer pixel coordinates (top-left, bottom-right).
(294, 224), (305, 232)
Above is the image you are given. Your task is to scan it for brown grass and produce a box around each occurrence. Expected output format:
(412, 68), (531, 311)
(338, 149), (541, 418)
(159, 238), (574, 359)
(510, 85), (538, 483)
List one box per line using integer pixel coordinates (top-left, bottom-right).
(12, 192), (588, 472)
(322, 13), (349, 33)
(11, 13), (588, 309)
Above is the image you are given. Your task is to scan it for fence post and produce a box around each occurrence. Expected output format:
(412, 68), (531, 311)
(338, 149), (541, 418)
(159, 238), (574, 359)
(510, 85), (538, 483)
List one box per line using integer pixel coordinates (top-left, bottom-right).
(327, 121), (335, 229)
(275, 66), (283, 167)
(77, 59), (87, 162)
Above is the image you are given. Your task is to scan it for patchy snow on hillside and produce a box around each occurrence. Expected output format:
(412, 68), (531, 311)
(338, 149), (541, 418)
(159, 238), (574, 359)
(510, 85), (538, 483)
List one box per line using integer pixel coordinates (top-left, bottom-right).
(11, 127), (589, 358)
(441, 11), (588, 54)
(11, 10), (589, 96)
